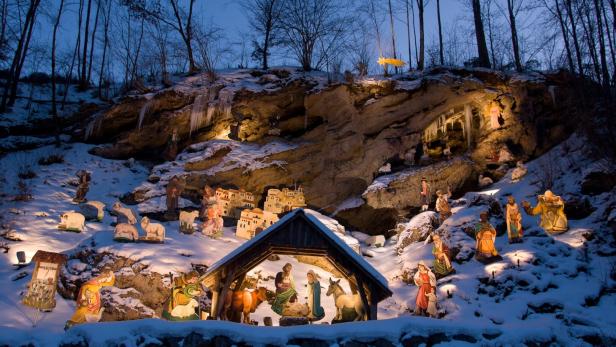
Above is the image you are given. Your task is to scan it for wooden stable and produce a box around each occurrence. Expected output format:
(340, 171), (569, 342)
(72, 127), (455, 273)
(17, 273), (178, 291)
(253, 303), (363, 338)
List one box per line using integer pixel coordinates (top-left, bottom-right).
(200, 209), (393, 321)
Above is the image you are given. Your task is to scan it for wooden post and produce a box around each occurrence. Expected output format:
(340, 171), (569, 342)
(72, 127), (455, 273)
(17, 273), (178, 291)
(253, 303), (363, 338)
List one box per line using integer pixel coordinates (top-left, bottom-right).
(216, 267), (236, 320)
(354, 275), (371, 321)
(210, 289), (220, 319)
(369, 284), (378, 320)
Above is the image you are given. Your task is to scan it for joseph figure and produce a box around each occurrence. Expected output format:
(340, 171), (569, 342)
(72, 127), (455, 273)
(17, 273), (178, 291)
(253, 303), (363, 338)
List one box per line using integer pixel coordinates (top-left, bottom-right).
(271, 263), (297, 315)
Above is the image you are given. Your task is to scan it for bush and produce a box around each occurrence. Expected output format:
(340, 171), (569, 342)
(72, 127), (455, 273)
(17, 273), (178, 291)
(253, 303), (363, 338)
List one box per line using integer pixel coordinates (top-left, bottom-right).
(38, 153), (64, 166)
(21, 72), (51, 84)
(17, 168), (36, 180)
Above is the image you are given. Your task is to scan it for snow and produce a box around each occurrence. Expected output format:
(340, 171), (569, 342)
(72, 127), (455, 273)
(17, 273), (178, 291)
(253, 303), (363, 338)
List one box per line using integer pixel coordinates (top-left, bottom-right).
(0, 132), (615, 345)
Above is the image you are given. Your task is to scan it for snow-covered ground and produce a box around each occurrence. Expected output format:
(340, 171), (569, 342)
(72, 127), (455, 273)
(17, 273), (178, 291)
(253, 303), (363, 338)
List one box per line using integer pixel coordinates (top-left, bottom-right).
(0, 132), (615, 346)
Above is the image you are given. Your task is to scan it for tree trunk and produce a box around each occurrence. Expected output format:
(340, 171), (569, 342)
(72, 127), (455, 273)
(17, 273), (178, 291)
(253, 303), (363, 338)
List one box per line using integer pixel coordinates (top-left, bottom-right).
(62, 0), (84, 109)
(0, 0), (7, 56)
(411, 0), (418, 64)
(87, 0), (101, 83)
(472, 0), (491, 68)
(51, 0), (65, 146)
(507, 0), (523, 71)
(555, 0), (576, 73)
(417, 0), (424, 70)
(581, 2), (601, 81)
(80, 0), (93, 90)
(0, 0), (41, 111)
(405, 0), (413, 70)
(388, 0), (398, 74)
(436, 0), (444, 65)
(601, 0), (616, 82)
(593, 0), (610, 89)
(487, 0), (497, 69)
(565, 0), (584, 75)
(98, 0), (111, 99)
(8, 0), (39, 107)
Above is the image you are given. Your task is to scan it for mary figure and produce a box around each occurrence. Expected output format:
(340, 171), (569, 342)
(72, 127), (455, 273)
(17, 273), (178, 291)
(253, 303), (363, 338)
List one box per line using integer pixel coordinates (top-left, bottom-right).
(306, 270), (325, 321)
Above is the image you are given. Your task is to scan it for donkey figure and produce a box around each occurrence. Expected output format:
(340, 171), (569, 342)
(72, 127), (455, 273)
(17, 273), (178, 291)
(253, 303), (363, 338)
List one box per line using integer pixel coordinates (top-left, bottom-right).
(326, 278), (364, 321)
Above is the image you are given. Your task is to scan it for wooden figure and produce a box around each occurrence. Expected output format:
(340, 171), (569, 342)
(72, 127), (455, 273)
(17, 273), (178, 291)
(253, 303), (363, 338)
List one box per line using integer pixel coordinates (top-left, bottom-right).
(65, 269), (115, 329)
(475, 212), (502, 264)
(79, 201), (105, 222)
(73, 170), (91, 203)
(413, 261), (437, 317)
(22, 251), (67, 311)
(140, 217), (165, 243)
(179, 210), (199, 234)
(506, 196), (523, 243)
(162, 271), (202, 321)
(523, 190), (568, 235)
(326, 278), (364, 322)
(58, 212), (86, 232)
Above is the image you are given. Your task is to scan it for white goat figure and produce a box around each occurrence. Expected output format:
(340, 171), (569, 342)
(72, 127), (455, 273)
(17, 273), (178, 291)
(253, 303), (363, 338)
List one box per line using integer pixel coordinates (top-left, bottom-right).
(112, 201), (137, 225)
(141, 216), (165, 242)
(511, 161), (528, 181)
(114, 223), (139, 242)
(58, 212), (86, 232)
(179, 210), (199, 234)
(478, 174), (494, 188)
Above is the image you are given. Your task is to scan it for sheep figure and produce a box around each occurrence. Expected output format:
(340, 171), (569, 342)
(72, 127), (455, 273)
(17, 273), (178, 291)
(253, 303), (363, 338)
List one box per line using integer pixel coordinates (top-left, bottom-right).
(478, 174), (494, 188)
(58, 212), (86, 233)
(79, 201), (105, 222)
(140, 216), (165, 243)
(511, 161), (528, 181)
(425, 291), (438, 318)
(179, 210), (199, 234)
(170, 298), (198, 319)
(111, 202), (137, 225)
(113, 223), (139, 242)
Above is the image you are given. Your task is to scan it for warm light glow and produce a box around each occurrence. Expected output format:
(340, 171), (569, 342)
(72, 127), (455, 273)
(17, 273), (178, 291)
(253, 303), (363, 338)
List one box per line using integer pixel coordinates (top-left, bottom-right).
(377, 57), (406, 67)
(484, 262), (507, 277)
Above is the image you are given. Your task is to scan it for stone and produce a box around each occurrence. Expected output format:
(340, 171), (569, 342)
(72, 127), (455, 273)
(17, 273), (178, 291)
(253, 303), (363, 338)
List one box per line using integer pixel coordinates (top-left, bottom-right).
(365, 235), (386, 248)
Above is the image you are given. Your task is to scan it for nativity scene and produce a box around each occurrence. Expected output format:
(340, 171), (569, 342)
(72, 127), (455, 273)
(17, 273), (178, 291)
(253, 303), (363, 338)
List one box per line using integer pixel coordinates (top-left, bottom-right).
(2, 2), (614, 343)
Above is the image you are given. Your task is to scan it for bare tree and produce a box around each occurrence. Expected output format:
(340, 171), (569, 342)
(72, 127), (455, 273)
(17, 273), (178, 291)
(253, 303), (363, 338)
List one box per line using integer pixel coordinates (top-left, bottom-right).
(279, 0), (348, 71)
(79, 0), (93, 90)
(494, 0), (524, 71)
(365, 0), (387, 74)
(129, 0), (198, 73)
(0, 0), (41, 112)
(472, 0), (491, 67)
(388, 0), (399, 73)
(416, 0), (426, 70)
(564, 0), (584, 74)
(593, 0), (610, 89)
(241, 0), (283, 70)
(436, 0), (444, 65)
(98, 0), (112, 98)
(51, 0), (65, 145)
(87, 0), (101, 83)
(405, 0), (413, 69)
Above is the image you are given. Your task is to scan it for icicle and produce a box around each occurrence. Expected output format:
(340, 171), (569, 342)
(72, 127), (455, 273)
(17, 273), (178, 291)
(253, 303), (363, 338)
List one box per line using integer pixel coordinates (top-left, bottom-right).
(218, 88), (234, 118)
(548, 85), (557, 106)
(189, 94), (207, 136)
(137, 99), (154, 131)
(85, 115), (103, 140)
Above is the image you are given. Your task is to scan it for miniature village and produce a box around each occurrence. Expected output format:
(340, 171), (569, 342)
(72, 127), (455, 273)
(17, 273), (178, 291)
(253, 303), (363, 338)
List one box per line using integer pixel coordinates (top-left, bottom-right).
(1, 0), (616, 346)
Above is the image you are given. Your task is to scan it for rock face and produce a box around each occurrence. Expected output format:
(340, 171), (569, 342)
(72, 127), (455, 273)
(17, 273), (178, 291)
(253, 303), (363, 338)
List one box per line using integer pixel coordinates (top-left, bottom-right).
(59, 249), (178, 322)
(85, 68), (592, 233)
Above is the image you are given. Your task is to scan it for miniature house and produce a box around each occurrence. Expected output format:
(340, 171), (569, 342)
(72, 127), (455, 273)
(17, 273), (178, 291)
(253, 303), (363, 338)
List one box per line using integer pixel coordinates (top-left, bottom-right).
(263, 187), (306, 214)
(22, 250), (67, 311)
(201, 209), (392, 321)
(236, 208), (279, 239)
(215, 188), (256, 219)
